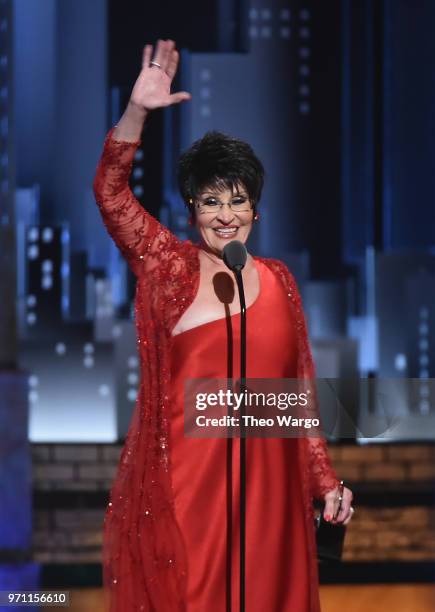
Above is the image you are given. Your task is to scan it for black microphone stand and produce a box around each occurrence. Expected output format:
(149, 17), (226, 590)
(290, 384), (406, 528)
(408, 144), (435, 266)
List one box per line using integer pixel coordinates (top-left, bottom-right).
(222, 240), (248, 612)
(234, 269), (247, 612)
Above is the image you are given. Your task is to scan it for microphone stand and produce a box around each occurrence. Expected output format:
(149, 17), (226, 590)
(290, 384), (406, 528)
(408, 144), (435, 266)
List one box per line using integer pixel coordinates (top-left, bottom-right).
(234, 269), (247, 612)
(222, 240), (248, 612)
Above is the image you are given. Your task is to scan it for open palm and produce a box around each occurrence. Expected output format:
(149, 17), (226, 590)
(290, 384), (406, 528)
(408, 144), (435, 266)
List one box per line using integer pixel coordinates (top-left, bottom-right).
(130, 39), (191, 111)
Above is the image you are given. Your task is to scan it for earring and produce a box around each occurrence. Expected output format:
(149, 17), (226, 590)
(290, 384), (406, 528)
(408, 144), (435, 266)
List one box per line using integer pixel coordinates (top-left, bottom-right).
(187, 198), (195, 226)
(254, 212), (260, 221)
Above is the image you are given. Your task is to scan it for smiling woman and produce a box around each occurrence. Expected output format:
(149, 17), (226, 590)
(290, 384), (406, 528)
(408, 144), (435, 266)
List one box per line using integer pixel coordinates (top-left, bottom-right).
(93, 38), (352, 612)
(193, 183), (255, 242)
(177, 130), (263, 255)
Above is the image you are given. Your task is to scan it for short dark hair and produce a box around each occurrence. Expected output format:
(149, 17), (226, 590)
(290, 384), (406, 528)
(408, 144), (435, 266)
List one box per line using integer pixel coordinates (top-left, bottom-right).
(177, 131), (265, 217)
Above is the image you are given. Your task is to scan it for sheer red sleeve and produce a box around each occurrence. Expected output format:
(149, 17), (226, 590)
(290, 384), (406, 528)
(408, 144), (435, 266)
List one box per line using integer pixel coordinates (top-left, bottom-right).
(92, 127), (182, 276)
(287, 270), (340, 500)
(263, 258), (340, 501)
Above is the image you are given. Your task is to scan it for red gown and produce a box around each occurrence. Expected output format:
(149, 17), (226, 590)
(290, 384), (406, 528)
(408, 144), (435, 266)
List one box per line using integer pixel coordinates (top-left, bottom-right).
(170, 259), (310, 610)
(93, 128), (340, 612)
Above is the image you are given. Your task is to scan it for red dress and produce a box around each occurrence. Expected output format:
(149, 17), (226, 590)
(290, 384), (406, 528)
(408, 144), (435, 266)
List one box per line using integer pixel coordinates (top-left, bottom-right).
(170, 259), (310, 610)
(93, 128), (340, 612)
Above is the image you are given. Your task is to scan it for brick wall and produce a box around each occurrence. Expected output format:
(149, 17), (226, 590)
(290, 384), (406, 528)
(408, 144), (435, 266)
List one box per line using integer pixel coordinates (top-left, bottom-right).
(32, 444), (121, 563)
(342, 507), (435, 561)
(32, 442), (435, 565)
(327, 444), (435, 562)
(328, 444), (435, 483)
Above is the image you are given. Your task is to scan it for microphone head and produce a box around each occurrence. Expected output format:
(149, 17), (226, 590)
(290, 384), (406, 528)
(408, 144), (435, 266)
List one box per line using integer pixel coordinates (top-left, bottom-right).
(222, 240), (247, 272)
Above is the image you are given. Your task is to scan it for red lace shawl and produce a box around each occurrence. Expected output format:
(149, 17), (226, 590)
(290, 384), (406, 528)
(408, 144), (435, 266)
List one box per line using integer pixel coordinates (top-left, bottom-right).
(93, 128), (340, 611)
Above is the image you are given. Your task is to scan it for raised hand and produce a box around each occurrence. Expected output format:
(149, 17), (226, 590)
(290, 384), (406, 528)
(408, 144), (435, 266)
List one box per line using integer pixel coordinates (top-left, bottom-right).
(130, 39), (191, 112)
(113, 39), (191, 142)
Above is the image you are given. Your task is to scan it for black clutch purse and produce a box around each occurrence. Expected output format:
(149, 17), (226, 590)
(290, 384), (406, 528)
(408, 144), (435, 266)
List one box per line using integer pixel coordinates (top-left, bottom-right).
(314, 511), (347, 563)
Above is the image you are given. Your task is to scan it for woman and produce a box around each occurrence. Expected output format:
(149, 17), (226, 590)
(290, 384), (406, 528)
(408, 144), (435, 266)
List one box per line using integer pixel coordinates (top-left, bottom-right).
(93, 39), (354, 612)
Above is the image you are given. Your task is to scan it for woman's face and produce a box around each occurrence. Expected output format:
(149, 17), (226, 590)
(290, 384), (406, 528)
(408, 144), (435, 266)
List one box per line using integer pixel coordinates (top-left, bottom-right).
(193, 183), (255, 258)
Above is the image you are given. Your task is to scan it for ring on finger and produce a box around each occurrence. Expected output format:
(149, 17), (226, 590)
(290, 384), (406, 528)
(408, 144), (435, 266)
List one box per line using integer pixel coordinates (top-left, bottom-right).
(150, 60), (162, 69)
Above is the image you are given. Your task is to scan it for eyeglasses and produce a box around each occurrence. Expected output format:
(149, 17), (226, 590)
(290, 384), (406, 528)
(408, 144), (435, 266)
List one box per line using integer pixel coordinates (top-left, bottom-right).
(194, 195), (253, 215)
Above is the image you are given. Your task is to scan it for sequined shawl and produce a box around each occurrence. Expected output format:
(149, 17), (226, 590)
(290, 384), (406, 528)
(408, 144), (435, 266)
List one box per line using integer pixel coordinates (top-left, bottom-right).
(93, 128), (339, 612)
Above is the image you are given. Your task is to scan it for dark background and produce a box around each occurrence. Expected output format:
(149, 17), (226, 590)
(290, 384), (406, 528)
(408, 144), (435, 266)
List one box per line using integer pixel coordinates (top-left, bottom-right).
(4, 0), (435, 441)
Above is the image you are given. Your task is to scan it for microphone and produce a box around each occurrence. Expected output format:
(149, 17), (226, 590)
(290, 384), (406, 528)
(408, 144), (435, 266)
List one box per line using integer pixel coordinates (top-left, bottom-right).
(222, 240), (247, 272)
(222, 239), (248, 612)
